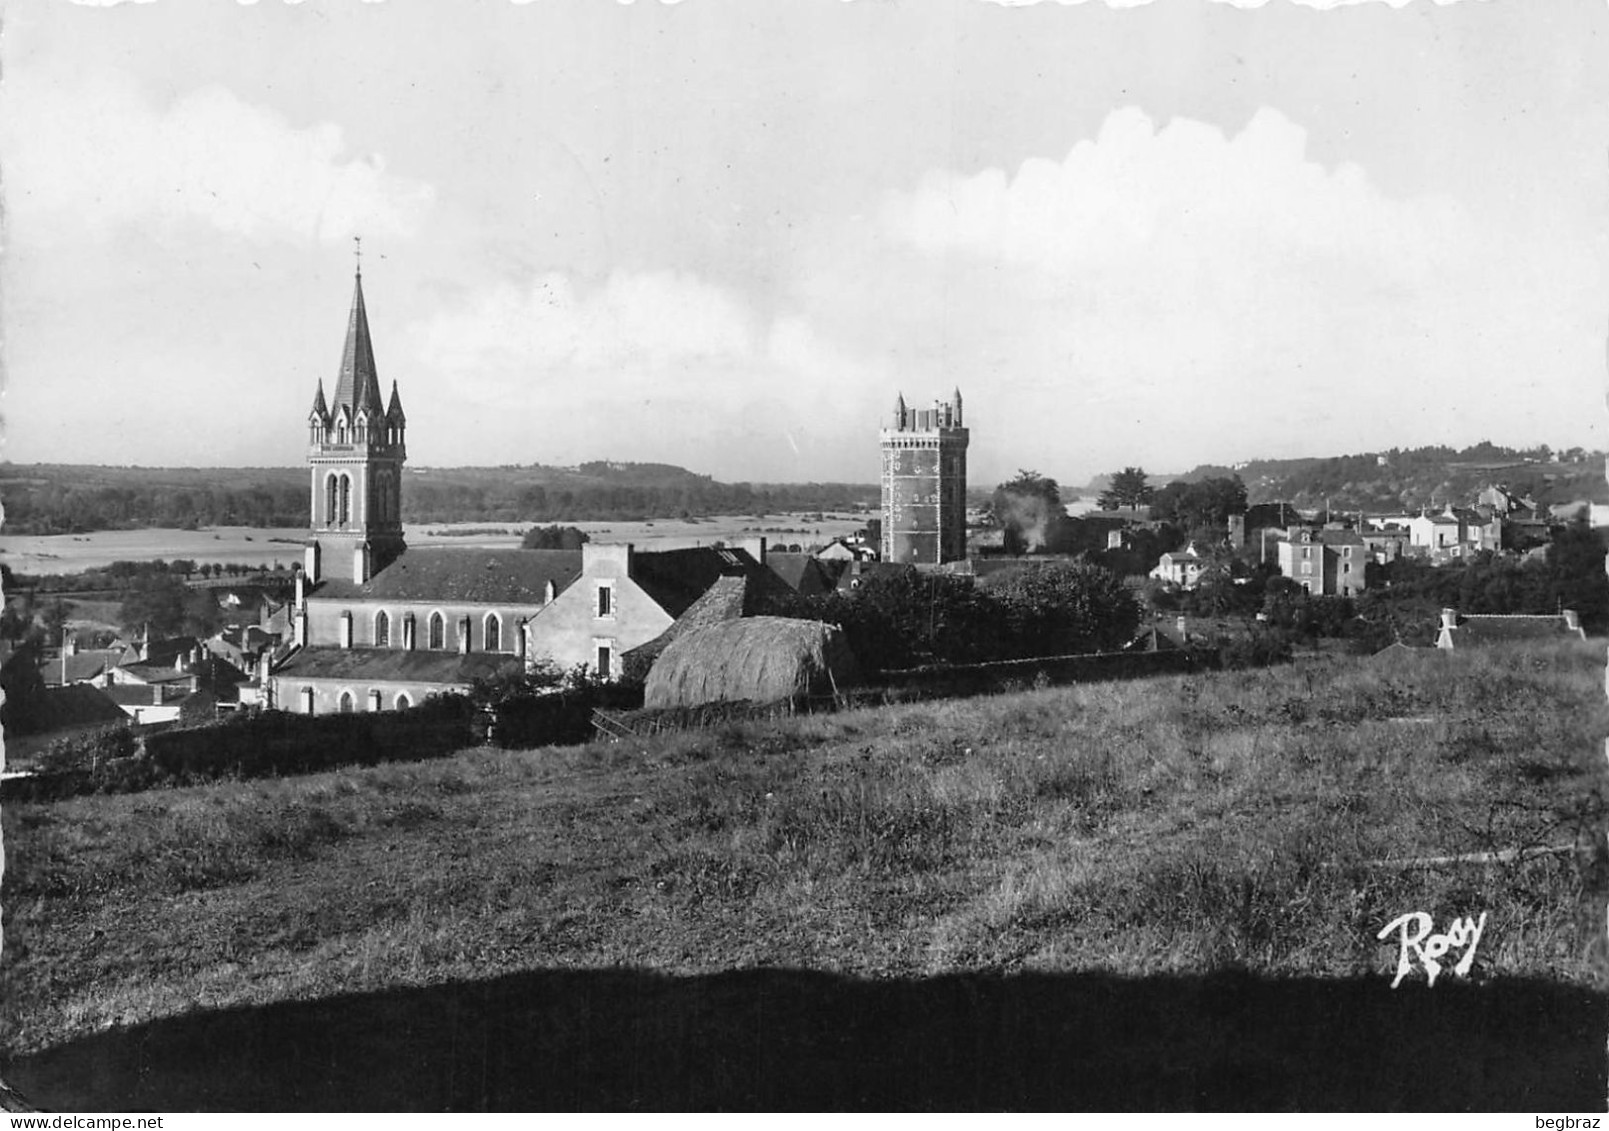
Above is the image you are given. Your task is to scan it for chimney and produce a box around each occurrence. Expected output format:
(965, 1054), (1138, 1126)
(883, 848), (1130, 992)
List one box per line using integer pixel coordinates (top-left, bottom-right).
(294, 607), (308, 648)
(303, 541), (321, 584)
(740, 536), (768, 565)
(65, 631), (78, 657)
(153, 683), (165, 706)
(544, 579), (556, 604)
(353, 542), (370, 585)
(1563, 609), (1581, 632)
(1440, 608), (1458, 632)
(294, 569), (307, 609)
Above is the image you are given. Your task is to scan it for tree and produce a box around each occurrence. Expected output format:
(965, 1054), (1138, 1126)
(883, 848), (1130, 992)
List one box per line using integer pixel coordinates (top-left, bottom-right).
(979, 560), (1140, 655)
(521, 524), (591, 551)
(41, 599), (70, 644)
(992, 470), (1066, 555)
(1098, 467), (1154, 512)
(1148, 476), (1248, 538)
(119, 577), (222, 639)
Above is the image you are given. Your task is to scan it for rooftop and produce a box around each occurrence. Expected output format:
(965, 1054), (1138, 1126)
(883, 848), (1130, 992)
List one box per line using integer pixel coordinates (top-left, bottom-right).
(312, 549), (583, 605)
(273, 646), (523, 685)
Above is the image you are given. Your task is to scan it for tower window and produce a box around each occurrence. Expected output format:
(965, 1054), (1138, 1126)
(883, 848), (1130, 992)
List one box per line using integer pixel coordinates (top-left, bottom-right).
(339, 475), (352, 526)
(326, 474), (338, 525)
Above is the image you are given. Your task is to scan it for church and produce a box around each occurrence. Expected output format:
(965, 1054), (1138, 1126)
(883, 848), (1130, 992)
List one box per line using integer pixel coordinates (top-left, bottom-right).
(269, 264), (781, 715)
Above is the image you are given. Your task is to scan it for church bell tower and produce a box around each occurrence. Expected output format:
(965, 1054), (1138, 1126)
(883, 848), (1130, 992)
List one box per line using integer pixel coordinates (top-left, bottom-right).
(305, 251), (407, 585)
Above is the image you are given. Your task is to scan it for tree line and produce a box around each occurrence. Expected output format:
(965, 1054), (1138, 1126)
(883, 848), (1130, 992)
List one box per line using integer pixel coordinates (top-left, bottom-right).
(760, 560), (1141, 671)
(0, 466), (880, 534)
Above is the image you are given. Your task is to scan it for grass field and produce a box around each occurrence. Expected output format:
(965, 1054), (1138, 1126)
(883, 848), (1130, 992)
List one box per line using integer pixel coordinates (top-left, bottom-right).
(2, 641), (1605, 1109)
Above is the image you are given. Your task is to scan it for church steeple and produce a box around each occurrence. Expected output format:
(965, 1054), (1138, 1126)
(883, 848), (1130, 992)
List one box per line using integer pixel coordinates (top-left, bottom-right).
(332, 269), (384, 419)
(304, 249), (407, 586)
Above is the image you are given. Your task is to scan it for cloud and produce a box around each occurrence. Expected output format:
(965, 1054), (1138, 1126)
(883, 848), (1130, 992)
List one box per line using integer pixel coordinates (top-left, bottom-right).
(884, 107), (1460, 290)
(1, 66), (435, 245)
(405, 270), (893, 479)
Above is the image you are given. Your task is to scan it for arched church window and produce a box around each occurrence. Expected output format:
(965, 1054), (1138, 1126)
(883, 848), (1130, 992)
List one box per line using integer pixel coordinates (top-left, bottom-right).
(395, 692), (412, 710)
(339, 475), (351, 526)
(428, 612), (445, 650)
(326, 474), (338, 525)
(484, 613), (501, 653)
(338, 691), (355, 714)
(375, 610), (390, 647)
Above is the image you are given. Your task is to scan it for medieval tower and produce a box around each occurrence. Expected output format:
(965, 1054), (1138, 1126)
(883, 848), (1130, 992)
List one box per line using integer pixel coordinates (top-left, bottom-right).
(304, 263), (408, 585)
(879, 389), (968, 564)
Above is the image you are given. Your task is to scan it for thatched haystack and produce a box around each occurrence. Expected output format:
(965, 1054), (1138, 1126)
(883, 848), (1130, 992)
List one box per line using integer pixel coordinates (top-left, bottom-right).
(644, 616), (861, 710)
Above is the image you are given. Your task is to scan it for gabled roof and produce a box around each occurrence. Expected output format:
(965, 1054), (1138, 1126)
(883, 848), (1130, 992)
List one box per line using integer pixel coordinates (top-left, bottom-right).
(273, 646), (521, 685)
(312, 549), (583, 605)
(1125, 626), (1181, 652)
(622, 567), (800, 674)
(629, 547), (788, 619)
(330, 271), (385, 418)
(39, 684), (128, 729)
(117, 662), (196, 686)
(766, 552), (847, 597)
(1318, 530), (1364, 547)
(45, 649), (126, 687)
(142, 636), (200, 667)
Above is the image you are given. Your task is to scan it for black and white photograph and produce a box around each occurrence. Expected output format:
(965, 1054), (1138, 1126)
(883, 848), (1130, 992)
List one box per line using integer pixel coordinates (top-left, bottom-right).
(0, 0), (1606, 1114)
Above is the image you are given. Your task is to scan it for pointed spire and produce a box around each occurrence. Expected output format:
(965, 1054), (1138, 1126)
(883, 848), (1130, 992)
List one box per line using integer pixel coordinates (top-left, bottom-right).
(309, 379), (329, 420)
(332, 268), (384, 418)
(386, 379), (406, 424)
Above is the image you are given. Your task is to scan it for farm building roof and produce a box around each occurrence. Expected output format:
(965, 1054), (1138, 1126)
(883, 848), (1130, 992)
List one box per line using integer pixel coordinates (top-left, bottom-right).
(117, 663), (198, 686)
(1442, 614), (1586, 646)
(272, 646), (523, 685)
(629, 546), (789, 619)
(312, 549), (582, 605)
(765, 552), (846, 597)
(622, 568), (794, 678)
(45, 649), (126, 687)
(39, 684), (129, 729)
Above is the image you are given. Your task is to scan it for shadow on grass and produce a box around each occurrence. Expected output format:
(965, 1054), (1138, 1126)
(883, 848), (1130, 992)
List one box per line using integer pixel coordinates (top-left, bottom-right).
(6, 968), (1605, 1111)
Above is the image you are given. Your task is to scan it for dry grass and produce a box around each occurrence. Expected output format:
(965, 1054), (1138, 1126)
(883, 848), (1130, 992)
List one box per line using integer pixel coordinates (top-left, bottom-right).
(2, 640), (1604, 1063)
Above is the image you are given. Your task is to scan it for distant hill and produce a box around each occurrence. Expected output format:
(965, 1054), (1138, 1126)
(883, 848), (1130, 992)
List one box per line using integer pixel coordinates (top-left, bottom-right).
(1081, 444), (1608, 514)
(0, 462), (880, 535)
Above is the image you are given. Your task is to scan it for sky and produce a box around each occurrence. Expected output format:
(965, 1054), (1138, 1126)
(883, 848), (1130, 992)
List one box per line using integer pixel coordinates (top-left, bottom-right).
(3, 0), (1607, 489)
